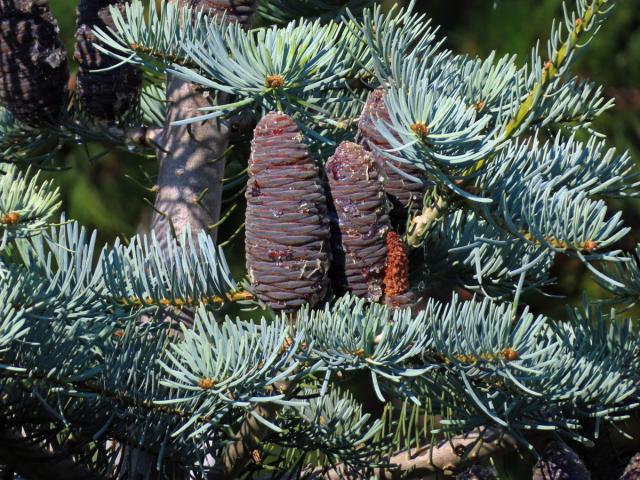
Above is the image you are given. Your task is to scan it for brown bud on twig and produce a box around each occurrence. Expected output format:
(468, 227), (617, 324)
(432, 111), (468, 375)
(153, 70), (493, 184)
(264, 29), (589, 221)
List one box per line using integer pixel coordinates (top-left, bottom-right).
(358, 87), (426, 232)
(74, 0), (143, 121)
(325, 141), (390, 302)
(2, 211), (20, 225)
(0, 0), (69, 125)
(245, 112), (331, 311)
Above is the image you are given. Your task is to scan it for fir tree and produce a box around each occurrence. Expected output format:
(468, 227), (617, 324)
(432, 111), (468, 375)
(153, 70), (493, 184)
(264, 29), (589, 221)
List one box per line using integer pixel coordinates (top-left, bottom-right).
(0, 0), (639, 478)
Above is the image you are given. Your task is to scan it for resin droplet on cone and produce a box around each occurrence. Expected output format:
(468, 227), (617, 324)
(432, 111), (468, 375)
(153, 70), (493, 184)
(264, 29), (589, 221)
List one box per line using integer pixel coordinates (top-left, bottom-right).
(326, 141), (390, 302)
(0, 0), (69, 125)
(74, 0), (143, 121)
(245, 112), (331, 311)
(358, 87), (425, 231)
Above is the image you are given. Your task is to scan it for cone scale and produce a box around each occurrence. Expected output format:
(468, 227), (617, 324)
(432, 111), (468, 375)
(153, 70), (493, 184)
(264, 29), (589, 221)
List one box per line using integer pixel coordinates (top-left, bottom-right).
(245, 112), (331, 311)
(325, 141), (390, 302)
(0, 0), (69, 126)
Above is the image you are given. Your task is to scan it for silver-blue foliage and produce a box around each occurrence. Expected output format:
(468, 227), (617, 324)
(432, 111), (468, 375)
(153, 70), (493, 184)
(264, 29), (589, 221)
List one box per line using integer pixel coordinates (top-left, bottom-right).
(425, 209), (554, 296)
(0, 164), (61, 246)
(101, 229), (237, 310)
(0, 0), (638, 476)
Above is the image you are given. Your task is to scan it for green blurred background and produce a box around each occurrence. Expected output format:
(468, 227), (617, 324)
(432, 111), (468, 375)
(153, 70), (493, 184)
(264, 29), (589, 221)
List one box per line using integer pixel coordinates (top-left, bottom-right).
(45, 0), (640, 318)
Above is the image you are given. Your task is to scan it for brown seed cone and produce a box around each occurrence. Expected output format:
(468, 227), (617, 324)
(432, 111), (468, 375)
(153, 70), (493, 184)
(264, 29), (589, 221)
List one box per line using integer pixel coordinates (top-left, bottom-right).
(245, 111), (331, 311)
(325, 141), (390, 302)
(383, 231), (408, 298)
(0, 0), (69, 126)
(74, 0), (143, 121)
(175, 0), (256, 26)
(383, 230), (415, 308)
(358, 87), (425, 231)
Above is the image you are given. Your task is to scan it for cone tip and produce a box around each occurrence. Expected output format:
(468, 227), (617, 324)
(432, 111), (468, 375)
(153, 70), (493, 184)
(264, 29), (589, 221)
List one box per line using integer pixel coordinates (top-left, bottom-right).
(254, 111), (298, 137)
(326, 141), (376, 182)
(363, 87), (387, 113)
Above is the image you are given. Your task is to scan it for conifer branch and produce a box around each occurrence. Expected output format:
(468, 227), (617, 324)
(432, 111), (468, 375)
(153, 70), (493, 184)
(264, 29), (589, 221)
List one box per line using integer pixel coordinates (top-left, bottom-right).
(398, 0), (614, 248)
(209, 384), (292, 479)
(303, 427), (519, 479)
(502, 0), (611, 139)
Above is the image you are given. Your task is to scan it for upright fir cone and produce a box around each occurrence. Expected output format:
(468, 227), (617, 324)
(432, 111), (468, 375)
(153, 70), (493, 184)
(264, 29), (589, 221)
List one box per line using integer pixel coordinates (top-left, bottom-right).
(245, 112), (331, 311)
(326, 141), (390, 302)
(383, 230), (415, 308)
(176, 0), (256, 26)
(74, 0), (143, 121)
(358, 87), (425, 232)
(0, 0), (69, 126)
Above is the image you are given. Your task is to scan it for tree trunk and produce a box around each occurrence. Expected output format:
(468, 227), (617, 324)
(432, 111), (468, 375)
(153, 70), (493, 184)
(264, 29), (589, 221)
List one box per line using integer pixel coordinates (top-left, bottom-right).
(150, 77), (229, 247)
(121, 76), (230, 480)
